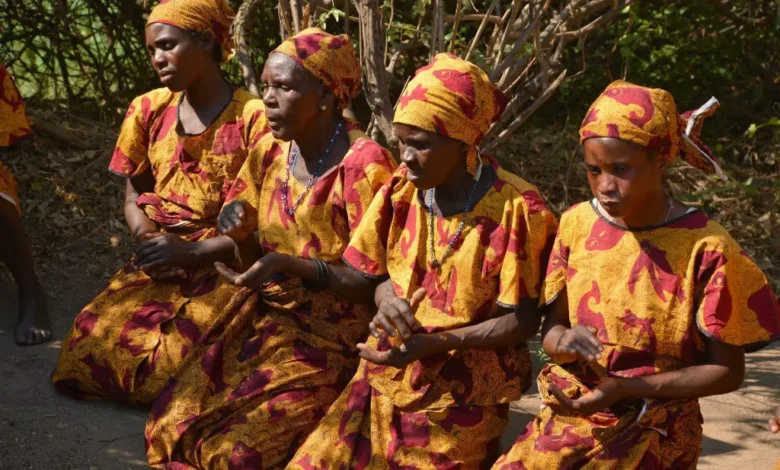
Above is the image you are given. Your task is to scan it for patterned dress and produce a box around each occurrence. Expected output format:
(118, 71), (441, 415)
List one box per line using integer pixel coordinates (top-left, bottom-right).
(494, 201), (780, 469)
(289, 158), (558, 469)
(144, 122), (396, 469)
(0, 64), (33, 211)
(51, 87), (268, 405)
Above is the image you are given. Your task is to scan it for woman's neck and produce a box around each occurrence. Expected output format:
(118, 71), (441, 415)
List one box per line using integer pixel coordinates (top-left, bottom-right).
(607, 191), (675, 228)
(434, 160), (475, 212)
(184, 66), (229, 110)
(295, 113), (341, 163)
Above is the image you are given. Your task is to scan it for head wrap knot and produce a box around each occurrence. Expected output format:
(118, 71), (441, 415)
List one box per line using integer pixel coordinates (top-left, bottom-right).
(579, 80), (724, 178)
(147, 0), (236, 64)
(393, 53), (508, 174)
(272, 28), (361, 110)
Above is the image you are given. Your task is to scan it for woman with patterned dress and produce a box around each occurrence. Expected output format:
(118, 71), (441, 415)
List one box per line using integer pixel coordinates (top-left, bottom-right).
(288, 53), (558, 469)
(144, 28), (397, 469)
(0, 64), (50, 345)
(493, 80), (780, 469)
(51, 0), (268, 406)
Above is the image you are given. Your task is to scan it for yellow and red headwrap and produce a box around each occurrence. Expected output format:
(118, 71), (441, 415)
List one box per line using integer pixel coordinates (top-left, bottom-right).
(272, 28), (361, 110)
(394, 53), (507, 174)
(580, 80), (724, 178)
(147, 0), (235, 63)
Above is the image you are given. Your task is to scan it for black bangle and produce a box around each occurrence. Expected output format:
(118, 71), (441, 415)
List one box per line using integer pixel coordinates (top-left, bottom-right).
(313, 258), (331, 289)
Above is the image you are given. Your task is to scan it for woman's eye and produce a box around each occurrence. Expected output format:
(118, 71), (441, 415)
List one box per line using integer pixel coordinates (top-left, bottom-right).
(586, 166), (600, 175)
(614, 165), (628, 175)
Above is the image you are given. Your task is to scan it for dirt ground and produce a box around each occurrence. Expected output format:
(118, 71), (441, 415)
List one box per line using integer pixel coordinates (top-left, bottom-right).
(1, 248), (779, 469)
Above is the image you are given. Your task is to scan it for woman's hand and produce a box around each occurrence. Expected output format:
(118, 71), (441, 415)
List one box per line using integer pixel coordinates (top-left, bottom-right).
(369, 287), (426, 340)
(215, 252), (287, 289)
(135, 234), (201, 272)
(769, 406), (780, 433)
(218, 200), (258, 241)
(553, 325), (604, 363)
(549, 378), (625, 416)
(357, 333), (440, 369)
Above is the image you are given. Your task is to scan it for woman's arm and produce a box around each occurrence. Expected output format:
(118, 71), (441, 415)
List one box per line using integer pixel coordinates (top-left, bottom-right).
(541, 291), (604, 364)
(124, 173), (157, 239)
(216, 252), (378, 305)
(618, 337), (745, 400)
(550, 335), (746, 416)
(357, 286), (543, 367)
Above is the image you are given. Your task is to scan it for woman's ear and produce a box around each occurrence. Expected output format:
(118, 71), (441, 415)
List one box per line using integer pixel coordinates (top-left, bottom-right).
(199, 32), (218, 60)
(318, 88), (336, 112)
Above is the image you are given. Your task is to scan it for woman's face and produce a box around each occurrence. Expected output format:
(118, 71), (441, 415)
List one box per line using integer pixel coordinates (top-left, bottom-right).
(583, 137), (665, 221)
(145, 23), (213, 92)
(394, 123), (464, 190)
(261, 53), (327, 141)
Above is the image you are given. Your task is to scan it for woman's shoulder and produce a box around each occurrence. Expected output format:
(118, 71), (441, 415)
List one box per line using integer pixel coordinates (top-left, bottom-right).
(343, 128), (396, 169)
(489, 157), (552, 215)
(128, 87), (178, 110)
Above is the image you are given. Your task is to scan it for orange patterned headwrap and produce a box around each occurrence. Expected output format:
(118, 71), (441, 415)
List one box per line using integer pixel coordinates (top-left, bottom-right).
(394, 53), (508, 174)
(271, 28), (361, 110)
(147, 0), (235, 63)
(580, 80), (724, 178)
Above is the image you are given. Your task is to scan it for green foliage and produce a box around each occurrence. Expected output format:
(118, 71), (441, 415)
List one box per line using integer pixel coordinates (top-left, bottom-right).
(549, 1), (780, 146)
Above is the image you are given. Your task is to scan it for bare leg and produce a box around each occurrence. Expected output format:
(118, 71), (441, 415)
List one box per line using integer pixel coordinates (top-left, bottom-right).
(0, 198), (51, 345)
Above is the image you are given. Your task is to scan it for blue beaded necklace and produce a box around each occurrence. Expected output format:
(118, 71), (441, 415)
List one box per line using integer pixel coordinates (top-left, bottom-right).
(427, 162), (482, 269)
(281, 120), (343, 216)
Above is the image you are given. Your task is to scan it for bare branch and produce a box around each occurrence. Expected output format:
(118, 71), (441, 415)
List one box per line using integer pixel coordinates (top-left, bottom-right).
(486, 69), (567, 151)
(463, 0), (500, 61)
(234, 0), (260, 97)
(356, 0), (396, 149)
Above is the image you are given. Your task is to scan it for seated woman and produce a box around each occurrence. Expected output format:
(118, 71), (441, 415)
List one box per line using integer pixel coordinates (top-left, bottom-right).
(0, 64), (50, 345)
(51, 0), (267, 405)
(494, 81), (780, 469)
(288, 53), (558, 469)
(144, 28), (397, 469)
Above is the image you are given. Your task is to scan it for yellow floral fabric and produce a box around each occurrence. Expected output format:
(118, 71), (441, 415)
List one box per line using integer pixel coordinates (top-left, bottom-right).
(144, 122), (396, 469)
(288, 362), (509, 470)
(496, 201), (780, 469)
(108, 87), (268, 230)
(289, 157), (557, 469)
(580, 80), (722, 175)
(1, 64), (33, 211)
(51, 87), (268, 406)
(147, 0), (235, 62)
(272, 28), (361, 109)
(394, 53), (508, 173)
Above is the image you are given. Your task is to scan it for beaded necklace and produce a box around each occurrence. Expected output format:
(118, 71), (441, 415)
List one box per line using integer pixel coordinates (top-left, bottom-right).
(427, 162), (482, 269)
(281, 120), (343, 216)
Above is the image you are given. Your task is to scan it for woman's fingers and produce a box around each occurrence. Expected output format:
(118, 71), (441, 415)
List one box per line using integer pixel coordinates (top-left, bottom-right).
(375, 314), (398, 337)
(584, 327), (604, 350)
(574, 336), (601, 360)
(215, 262), (240, 283)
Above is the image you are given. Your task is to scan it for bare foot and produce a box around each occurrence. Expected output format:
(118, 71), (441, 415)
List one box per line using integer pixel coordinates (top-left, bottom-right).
(14, 282), (51, 345)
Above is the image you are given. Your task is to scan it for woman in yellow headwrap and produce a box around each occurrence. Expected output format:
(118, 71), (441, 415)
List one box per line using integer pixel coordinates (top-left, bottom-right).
(493, 81), (780, 469)
(287, 53), (558, 469)
(144, 28), (397, 469)
(52, 0), (268, 405)
(0, 64), (51, 345)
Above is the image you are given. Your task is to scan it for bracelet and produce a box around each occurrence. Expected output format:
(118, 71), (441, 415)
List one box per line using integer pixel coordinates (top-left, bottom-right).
(312, 258), (331, 289)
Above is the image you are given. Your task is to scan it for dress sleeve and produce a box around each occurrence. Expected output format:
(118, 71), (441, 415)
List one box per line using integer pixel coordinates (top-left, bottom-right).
(539, 211), (573, 307)
(108, 95), (152, 177)
(342, 171), (403, 279)
(496, 190), (558, 309)
(342, 138), (397, 236)
(242, 98), (270, 151)
(695, 240), (780, 351)
(224, 134), (277, 209)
